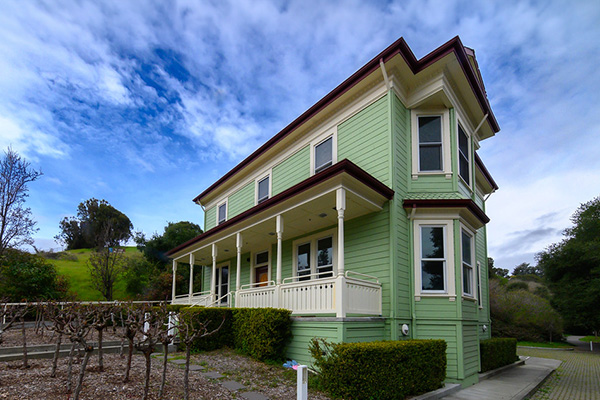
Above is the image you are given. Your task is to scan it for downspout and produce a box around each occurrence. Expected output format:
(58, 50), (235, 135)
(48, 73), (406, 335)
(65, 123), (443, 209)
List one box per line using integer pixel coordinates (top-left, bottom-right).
(407, 204), (417, 338)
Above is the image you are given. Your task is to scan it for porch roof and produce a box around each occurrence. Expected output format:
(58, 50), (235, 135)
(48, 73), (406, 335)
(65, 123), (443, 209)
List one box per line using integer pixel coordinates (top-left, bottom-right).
(167, 159), (394, 261)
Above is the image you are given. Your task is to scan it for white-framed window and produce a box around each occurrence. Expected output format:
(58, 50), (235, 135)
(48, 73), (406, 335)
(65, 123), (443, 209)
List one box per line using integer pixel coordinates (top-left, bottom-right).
(214, 262), (230, 304)
(411, 109), (451, 178)
(314, 136), (333, 173)
(461, 229), (474, 297)
(252, 250), (270, 287)
(293, 229), (336, 281)
(217, 202), (227, 225)
(413, 219), (456, 299)
(477, 261), (482, 307)
(420, 225), (447, 292)
(256, 175), (270, 204)
(458, 124), (470, 185)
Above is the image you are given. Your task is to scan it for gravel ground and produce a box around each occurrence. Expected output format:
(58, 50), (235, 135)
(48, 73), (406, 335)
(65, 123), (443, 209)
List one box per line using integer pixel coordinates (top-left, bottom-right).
(519, 347), (600, 399)
(0, 327), (332, 399)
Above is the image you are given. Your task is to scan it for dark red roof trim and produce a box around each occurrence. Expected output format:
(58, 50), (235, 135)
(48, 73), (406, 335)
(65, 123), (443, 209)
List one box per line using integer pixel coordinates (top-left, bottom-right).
(474, 153), (499, 190)
(168, 159), (394, 256)
(402, 198), (490, 225)
(194, 36), (499, 203)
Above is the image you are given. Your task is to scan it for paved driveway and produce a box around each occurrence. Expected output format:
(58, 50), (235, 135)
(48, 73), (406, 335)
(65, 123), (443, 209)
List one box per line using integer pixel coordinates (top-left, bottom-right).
(518, 346), (600, 399)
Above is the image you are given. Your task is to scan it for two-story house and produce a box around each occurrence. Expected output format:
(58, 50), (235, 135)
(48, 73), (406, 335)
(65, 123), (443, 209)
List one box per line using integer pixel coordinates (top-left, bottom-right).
(166, 36), (499, 387)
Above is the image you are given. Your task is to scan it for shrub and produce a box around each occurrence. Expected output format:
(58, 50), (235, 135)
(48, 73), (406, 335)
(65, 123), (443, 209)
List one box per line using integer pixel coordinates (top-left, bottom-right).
(232, 308), (292, 361)
(480, 338), (518, 372)
(178, 307), (233, 351)
(309, 339), (446, 399)
(506, 281), (529, 292)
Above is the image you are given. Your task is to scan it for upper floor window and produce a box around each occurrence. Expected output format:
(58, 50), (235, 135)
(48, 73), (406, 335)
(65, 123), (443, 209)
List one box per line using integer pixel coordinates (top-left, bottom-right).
(420, 225), (446, 292)
(257, 176), (270, 204)
(418, 116), (443, 171)
(461, 230), (474, 296)
(217, 202), (227, 225)
(458, 125), (470, 185)
(314, 136), (333, 173)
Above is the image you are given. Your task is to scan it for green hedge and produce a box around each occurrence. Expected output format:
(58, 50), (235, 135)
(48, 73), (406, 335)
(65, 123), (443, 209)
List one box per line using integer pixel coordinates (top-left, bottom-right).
(310, 339), (446, 399)
(480, 338), (518, 372)
(178, 307), (234, 351)
(232, 308), (292, 361)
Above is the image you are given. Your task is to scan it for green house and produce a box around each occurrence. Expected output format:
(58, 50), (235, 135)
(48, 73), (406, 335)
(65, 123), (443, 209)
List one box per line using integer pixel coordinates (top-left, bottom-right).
(167, 36), (499, 387)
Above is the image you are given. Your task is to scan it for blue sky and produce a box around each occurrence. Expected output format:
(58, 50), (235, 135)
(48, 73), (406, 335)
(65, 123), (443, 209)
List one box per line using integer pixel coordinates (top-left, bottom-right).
(0, 0), (598, 272)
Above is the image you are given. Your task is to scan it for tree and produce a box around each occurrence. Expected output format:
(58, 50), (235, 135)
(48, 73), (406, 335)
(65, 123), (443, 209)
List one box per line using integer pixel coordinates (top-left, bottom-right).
(537, 196), (600, 334)
(0, 147), (42, 255)
(0, 249), (69, 301)
(56, 198), (133, 250)
(488, 257), (509, 278)
(512, 262), (543, 277)
(88, 247), (125, 301)
(135, 221), (203, 266)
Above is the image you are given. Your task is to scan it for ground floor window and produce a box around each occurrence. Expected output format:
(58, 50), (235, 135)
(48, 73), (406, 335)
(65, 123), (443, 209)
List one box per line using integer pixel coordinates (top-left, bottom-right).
(294, 229), (336, 280)
(461, 229), (474, 297)
(253, 250), (270, 286)
(214, 263), (229, 304)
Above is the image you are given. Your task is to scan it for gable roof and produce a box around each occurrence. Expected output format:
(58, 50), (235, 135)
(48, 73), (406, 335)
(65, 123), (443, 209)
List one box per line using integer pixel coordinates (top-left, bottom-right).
(194, 36), (499, 204)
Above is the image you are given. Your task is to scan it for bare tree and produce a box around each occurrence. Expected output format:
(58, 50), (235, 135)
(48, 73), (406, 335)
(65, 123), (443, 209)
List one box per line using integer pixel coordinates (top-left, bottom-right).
(156, 303), (177, 399)
(0, 302), (28, 386)
(88, 247), (125, 301)
(179, 312), (225, 400)
(90, 303), (117, 371)
(134, 305), (161, 400)
(0, 147), (42, 255)
(120, 303), (142, 383)
(43, 302), (68, 378)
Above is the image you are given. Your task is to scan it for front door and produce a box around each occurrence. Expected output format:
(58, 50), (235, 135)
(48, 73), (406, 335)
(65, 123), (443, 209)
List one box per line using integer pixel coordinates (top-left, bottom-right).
(255, 266), (269, 287)
(214, 264), (229, 304)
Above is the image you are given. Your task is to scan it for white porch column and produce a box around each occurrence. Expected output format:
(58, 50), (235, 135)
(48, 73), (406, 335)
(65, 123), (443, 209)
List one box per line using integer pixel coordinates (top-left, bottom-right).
(188, 253), (195, 298)
(211, 244), (218, 298)
(171, 260), (177, 301)
(336, 188), (346, 276)
(276, 215), (284, 285)
(236, 233), (242, 291)
(335, 188), (347, 317)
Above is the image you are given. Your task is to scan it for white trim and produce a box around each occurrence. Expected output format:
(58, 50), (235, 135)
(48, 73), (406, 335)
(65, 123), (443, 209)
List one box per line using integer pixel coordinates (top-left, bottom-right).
(292, 228), (337, 279)
(251, 249), (271, 285)
(413, 219), (456, 299)
(411, 109), (451, 179)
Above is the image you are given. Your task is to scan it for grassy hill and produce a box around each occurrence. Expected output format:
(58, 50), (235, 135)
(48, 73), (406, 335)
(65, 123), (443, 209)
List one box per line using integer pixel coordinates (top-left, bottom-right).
(46, 247), (141, 301)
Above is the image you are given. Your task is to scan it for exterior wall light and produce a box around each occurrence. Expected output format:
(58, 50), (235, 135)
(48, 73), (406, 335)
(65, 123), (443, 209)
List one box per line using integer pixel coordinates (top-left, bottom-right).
(401, 324), (410, 336)
(482, 324), (488, 332)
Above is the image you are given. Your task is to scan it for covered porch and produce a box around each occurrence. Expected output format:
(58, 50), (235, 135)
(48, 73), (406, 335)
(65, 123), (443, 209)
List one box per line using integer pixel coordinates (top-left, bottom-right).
(168, 160), (393, 317)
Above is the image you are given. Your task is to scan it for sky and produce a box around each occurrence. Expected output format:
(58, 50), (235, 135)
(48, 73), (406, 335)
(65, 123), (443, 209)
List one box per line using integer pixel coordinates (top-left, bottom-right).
(0, 0), (598, 272)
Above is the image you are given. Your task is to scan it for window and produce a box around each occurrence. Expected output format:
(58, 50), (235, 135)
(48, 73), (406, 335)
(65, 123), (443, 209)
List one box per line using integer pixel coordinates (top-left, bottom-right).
(418, 116), (443, 171)
(420, 226), (446, 291)
(458, 125), (470, 185)
(477, 261), (482, 307)
(257, 176), (270, 204)
(316, 236), (333, 278)
(297, 243), (311, 281)
(314, 137), (333, 173)
(294, 230), (336, 281)
(461, 230), (473, 296)
(217, 203), (227, 225)
(254, 251), (269, 287)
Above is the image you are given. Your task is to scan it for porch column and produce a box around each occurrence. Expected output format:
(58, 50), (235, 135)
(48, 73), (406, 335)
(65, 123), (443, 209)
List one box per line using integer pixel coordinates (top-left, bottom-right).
(171, 260), (177, 301)
(336, 188), (346, 276)
(236, 233), (242, 291)
(211, 244), (218, 298)
(188, 253), (195, 299)
(335, 188), (347, 317)
(276, 215), (283, 285)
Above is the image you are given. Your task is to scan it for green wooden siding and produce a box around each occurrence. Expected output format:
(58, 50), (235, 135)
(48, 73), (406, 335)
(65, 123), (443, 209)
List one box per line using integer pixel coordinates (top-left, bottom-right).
(204, 206), (216, 231)
(272, 145), (310, 196)
(338, 95), (390, 186)
(415, 298), (458, 319)
(417, 323), (459, 379)
(409, 174), (454, 193)
(345, 205), (391, 316)
(462, 324), (480, 378)
(228, 182), (255, 219)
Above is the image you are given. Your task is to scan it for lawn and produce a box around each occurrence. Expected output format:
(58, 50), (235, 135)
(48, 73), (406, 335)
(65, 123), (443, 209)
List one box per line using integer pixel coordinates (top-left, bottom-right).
(517, 341), (574, 349)
(579, 336), (600, 343)
(48, 247), (140, 301)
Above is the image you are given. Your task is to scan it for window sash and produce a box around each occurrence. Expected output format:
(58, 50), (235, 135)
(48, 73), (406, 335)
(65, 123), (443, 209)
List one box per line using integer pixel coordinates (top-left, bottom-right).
(315, 137), (333, 173)
(257, 176), (269, 204)
(461, 230), (474, 296)
(218, 203), (226, 225)
(418, 116), (443, 172)
(420, 226), (446, 292)
(458, 125), (470, 184)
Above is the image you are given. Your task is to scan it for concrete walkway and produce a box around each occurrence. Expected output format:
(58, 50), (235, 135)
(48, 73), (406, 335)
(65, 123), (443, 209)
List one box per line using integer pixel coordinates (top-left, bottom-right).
(441, 357), (561, 400)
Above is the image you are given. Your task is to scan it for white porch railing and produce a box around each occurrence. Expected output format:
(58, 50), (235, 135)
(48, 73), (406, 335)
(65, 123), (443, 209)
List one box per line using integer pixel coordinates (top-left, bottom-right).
(171, 271), (382, 317)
